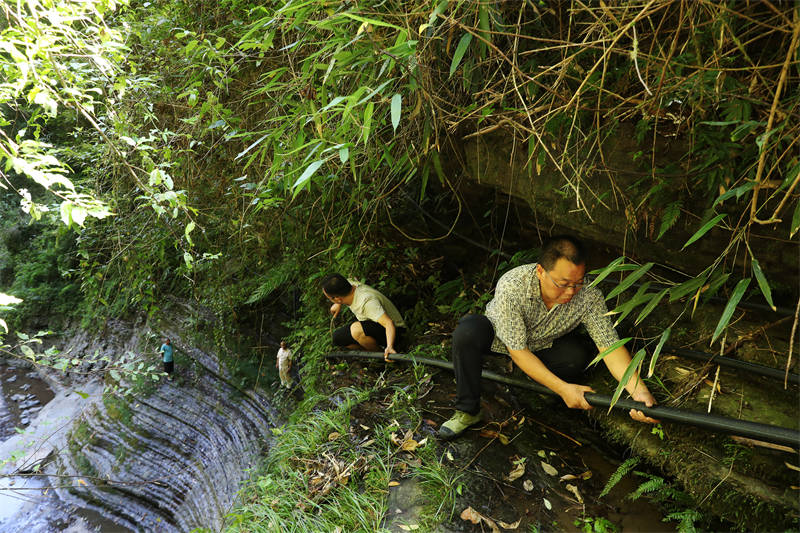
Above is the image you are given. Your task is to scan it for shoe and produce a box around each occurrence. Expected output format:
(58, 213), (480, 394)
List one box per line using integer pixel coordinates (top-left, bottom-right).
(438, 410), (482, 440)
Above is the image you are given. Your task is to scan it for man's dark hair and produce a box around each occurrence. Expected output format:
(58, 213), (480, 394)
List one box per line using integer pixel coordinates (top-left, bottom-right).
(321, 273), (353, 297)
(539, 235), (587, 270)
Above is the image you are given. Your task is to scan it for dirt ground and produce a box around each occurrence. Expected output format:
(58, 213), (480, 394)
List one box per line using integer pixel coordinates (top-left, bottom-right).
(330, 356), (685, 533)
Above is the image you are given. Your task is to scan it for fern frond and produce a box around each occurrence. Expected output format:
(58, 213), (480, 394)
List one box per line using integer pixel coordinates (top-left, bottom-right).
(599, 456), (640, 498)
(628, 474), (665, 501)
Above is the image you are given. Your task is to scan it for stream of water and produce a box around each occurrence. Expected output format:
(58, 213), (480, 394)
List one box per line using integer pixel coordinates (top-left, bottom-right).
(0, 361), (121, 532)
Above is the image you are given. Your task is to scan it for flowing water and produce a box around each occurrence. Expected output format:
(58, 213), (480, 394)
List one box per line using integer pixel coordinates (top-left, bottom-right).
(0, 319), (279, 532)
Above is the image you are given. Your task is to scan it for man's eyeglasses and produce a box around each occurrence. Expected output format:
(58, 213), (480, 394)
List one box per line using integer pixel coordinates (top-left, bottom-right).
(543, 269), (584, 290)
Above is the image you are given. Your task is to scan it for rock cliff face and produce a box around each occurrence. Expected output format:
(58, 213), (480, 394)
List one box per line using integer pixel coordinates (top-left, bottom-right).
(44, 316), (277, 532)
(457, 127), (797, 287)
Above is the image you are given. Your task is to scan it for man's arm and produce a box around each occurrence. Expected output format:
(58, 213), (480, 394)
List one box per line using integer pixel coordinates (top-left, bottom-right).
(599, 345), (659, 424)
(376, 313), (397, 361)
(507, 347), (595, 410)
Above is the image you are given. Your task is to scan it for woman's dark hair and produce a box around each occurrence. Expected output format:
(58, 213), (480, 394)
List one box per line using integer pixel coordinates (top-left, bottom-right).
(539, 235), (586, 270)
(321, 273), (353, 297)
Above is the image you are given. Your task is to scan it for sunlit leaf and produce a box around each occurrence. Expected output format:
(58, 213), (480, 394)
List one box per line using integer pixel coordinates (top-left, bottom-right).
(605, 262), (653, 300)
(292, 160), (324, 197)
(0, 293), (22, 306)
(391, 93), (402, 132)
(20, 344), (35, 359)
(184, 221), (195, 246)
(682, 214), (726, 249)
(711, 278), (751, 344)
(648, 327), (671, 377)
(608, 348), (646, 412)
(586, 257), (627, 289)
(587, 337), (631, 368)
(363, 101), (374, 144)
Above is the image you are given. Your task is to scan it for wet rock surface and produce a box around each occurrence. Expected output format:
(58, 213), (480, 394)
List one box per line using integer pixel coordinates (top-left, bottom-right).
(0, 308), (280, 532)
(48, 320), (279, 532)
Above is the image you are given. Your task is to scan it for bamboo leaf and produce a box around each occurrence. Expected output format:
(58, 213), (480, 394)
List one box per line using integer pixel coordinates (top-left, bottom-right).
(363, 101), (374, 144)
(449, 33), (473, 78)
(587, 257), (626, 289)
(587, 338), (631, 368)
(291, 160), (324, 198)
(634, 288), (668, 326)
(608, 348), (646, 412)
(339, 146), (349, 163)
(750, 258), (776, 311)
(711, 278), (751, 344)
(669, 274), (709, 303)
(235, 133), (269, 160)
(648, 327), (671, 377)
(605, 262), (653, 300)
(610, 283), (652, 327)
(391, 93), (402, 132)
(339, 12), (404, 31)
(682, 214), (726, 249)
(791, 198), (800, 238)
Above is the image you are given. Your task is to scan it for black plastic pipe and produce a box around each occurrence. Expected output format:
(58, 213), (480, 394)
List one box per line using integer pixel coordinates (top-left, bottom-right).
(326, 351), (800, 448)
(663, 346), (799, 385)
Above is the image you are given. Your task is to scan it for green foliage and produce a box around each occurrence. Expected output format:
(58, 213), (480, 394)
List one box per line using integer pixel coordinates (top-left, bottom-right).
(574, 516), (618, 533)
(599, 456), (640, 498)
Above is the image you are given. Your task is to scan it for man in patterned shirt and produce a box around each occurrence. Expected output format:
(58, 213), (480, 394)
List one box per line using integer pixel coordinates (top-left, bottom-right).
(439, 235), (658, 439)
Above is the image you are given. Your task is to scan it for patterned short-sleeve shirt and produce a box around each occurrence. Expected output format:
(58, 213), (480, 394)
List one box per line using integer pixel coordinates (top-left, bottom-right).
(485, 263), (619, 354)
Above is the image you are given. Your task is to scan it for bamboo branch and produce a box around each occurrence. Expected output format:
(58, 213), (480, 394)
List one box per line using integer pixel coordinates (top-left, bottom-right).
(750, 13), (800, 224)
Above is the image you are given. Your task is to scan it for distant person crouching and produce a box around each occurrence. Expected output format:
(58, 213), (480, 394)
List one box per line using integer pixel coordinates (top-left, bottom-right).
(321, 273), (407, 362)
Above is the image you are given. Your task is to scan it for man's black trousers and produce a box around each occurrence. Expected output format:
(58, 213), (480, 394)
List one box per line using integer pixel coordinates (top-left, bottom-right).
(451, 314), (595, 415)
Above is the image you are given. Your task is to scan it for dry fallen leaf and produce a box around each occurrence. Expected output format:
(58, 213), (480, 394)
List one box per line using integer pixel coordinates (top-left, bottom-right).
(785, 462), (800, 472)
(461, 507), (482, 525)
(401, 439), (420, 452)
(328, 431), (340, 441)
(398, 525), (419, 531)
(388, 481), (400, 487)
(498, 518), (521, 529)
(423, 418), (438, 428)
(523, 479), (533, 491)
(566, 483), (583, 503)
(543, 497), (552, 510)
(559, 474), (578, 482)
(480, 429), (510, 444)
(446, 450), (454, 461)
(505, 462), (526, 482)
(460, 507), (500, 533)
(540, 461), (558, 476)
(359, 424), (370, 430)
